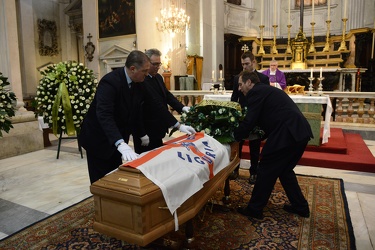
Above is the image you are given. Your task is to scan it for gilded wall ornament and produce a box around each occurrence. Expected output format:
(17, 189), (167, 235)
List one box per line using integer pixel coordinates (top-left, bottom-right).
(37, 19), (58, 56)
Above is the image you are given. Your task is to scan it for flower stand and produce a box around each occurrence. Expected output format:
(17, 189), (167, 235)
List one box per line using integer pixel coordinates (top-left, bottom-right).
(56, 131), (83, 159)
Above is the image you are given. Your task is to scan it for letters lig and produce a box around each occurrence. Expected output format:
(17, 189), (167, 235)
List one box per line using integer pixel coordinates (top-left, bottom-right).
(177, 140), (216, 165)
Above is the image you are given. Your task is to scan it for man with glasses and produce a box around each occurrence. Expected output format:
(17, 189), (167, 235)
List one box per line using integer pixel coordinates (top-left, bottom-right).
(133, 48), (195, 154)
(262, 60), (286, 90)
(79, 50), (150, 184)
(231, 51), (269, 184)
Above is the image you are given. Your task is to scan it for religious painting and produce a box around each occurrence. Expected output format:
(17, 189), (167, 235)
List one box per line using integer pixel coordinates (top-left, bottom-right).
(227, 0), (241, 5)
(37, 19), (58, 56)
(296, 0), (326, 7)
(98, 0), (136, 38)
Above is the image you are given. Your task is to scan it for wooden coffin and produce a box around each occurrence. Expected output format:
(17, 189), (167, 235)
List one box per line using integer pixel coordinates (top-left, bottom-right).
(90, 142), (239, 246)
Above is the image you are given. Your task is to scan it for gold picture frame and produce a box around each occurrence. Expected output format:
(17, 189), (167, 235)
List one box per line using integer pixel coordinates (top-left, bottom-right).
(37, 19), (58, 56)
(98, 0), (136, 39)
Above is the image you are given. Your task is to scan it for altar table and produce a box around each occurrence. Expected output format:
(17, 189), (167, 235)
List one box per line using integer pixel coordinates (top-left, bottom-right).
(289, 95), (332, 145)
(203, 94), (332, 145)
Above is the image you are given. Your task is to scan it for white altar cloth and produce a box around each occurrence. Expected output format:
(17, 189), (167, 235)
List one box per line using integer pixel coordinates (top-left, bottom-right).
(203, 94), (231, 101)
(289, 95), (332, 144)
(203, 94), (332, 144)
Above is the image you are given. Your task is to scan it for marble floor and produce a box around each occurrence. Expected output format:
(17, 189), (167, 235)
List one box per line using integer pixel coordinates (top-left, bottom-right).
(0, 131), (374, 249)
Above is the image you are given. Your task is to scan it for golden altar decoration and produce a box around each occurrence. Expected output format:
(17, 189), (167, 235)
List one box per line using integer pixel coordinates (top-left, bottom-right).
(285, 84), (306, 95)
(90, 141), (239, 247)
(291, 27), (308, 70)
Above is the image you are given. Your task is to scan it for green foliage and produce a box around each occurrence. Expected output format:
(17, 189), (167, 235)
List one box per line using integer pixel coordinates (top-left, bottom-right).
(177, 101), (247, 144)
(34, 61), (98, 135)
(0, 73), (17, 137)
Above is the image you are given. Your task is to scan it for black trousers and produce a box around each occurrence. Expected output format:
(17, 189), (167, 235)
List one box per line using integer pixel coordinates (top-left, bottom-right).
(87, 150), (122, 184)
(238, 138), (261, 175)
(133, 136), (164, 154)
(247, 138), (309, 212)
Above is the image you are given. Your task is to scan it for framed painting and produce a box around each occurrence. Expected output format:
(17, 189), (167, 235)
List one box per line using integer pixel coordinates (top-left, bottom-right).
(98, 0), (136, 38)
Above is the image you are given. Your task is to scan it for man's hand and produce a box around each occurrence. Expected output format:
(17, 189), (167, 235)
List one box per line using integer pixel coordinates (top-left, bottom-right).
(182, 106), (190, 113)
(140, 135), (150, 146)
(178, 124), (196, 135)
(117, 143), (138, 162)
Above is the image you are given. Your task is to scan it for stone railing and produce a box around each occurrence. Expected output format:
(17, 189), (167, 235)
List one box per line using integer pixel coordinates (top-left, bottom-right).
(170, 90), (375, 125)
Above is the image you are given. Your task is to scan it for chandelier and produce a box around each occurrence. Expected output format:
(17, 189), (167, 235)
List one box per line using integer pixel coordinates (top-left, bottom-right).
(156, 3), (190, 37)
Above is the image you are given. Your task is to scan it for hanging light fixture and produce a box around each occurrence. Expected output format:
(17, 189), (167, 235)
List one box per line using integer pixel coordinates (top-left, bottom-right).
(156, 1), (190, 37)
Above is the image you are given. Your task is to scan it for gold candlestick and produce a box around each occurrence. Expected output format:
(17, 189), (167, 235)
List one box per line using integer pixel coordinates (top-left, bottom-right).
(338, 18), (348, 51)
(309, 22), (316, 53)
(258, 25), (265, 55)
(323, 20), (331, 52)
(286, 24), (292, 54)
(272, 25), (278, 54)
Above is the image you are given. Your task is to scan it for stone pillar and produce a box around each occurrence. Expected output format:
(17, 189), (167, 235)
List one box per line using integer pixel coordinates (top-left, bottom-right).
(162, 72), (172, 90)
(0, 0), (43, 159)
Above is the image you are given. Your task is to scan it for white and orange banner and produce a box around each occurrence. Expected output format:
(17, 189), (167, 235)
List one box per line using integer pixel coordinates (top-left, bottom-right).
(122, 132), (230, 217)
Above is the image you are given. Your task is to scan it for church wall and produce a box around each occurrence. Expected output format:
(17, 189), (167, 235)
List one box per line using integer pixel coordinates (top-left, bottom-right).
(18, 0), (39, 98)
(3, 0), (375, 101)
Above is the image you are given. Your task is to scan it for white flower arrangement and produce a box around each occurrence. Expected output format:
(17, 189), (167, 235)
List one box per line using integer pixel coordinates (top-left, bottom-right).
(173, 100), (247, 144)
(34, 61), (97, 136)
(170, 99), (265, 144)
(0, 73), (17, 137)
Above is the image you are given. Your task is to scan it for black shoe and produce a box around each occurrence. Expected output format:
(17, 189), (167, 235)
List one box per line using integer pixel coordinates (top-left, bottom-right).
(249, 174), (257, 184)
(283, 204), (310, 218)
(237, 206), (264, 219)
(229, 168), (239, 180)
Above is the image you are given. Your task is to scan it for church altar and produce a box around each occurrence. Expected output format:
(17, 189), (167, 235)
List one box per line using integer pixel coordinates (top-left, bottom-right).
(203, 93), (332, 145)
(289, 95), (332, 145)
(90, 135), (239, 247)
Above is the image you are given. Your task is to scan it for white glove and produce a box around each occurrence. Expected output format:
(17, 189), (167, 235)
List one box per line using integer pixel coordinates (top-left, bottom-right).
(179, 124), (196, 135)
(182, 106), (190, 113)
(140, 135), (150, 146)
(117, 143), (138, 162)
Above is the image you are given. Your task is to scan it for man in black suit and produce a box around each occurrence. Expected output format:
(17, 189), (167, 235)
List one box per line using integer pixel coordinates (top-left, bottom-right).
(235, 71), (313, 219)
(133, 48), (195, 154)
(78, 50), (150, 184)
(231, 51), (269, 184)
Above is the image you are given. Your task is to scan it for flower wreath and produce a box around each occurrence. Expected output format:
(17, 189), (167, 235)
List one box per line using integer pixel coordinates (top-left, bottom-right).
(34, 61), (98, 136)
(182, 100), (244, 144)
(171, 99), (264, 144)
(0, 73), (17, 137)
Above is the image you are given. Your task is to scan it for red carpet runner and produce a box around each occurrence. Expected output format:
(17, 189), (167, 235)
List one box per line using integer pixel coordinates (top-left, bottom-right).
(241, 128), (375, 173)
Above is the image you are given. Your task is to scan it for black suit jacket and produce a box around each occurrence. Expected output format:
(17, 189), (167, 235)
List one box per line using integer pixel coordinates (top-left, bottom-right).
(78, 67), (145, 159)
(234, 83), (313, 156)
(231, 70), (270, 107)
(139, 73), (184, 139)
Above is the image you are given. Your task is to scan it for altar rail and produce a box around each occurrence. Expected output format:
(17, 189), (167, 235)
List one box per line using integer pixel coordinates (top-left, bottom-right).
(170, 90), (375, 125)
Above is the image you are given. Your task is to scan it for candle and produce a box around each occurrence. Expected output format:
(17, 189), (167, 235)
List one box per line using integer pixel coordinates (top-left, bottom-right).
(343, 0), (347, 18)
(288, 0), (291, 25)
(327, 0), (331, 20)
(212, 70), (214, 80)
(312, 0), (315, 22)
(273, 0), (277, 25)
(260, 0), (264, 25)
(372, 19), (375, 59)
(310, 68), (313, 78)
(220, 70), (223, 79)
(320, 67), (323, 78)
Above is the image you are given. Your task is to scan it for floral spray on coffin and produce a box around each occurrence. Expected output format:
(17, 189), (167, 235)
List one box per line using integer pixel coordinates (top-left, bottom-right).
(170, 99), (264, 144)
(34, 61), (98, 136)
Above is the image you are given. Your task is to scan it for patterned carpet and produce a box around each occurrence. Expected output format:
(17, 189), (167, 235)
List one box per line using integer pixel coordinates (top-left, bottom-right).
(0, 174), (355, 250)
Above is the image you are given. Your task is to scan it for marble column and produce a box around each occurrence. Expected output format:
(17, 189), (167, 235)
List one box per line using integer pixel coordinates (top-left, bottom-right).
(0, 0), (43, 159)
